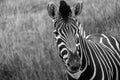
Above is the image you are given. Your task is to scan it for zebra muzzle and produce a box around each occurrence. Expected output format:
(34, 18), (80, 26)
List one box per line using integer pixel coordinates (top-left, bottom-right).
(67, 62), (81, 73)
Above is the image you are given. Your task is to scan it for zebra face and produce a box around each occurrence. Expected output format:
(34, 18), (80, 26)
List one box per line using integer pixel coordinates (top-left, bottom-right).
(66, 49), (81, 73)
(47, 0), (83, 74)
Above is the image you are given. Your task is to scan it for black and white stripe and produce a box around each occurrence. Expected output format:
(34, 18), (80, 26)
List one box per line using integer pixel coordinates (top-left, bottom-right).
(47, 0), (120, 80)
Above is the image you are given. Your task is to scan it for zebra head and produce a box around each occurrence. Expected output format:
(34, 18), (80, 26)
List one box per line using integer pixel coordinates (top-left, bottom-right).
(47, 0), (83, 74)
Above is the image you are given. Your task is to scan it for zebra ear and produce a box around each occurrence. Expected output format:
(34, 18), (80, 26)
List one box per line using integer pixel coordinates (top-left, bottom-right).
(72, 1), (83, 17)
(47, 2), (57, 19)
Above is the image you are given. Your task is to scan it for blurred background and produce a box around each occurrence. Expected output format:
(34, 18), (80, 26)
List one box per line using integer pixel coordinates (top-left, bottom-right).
(0, 0), (120, 80)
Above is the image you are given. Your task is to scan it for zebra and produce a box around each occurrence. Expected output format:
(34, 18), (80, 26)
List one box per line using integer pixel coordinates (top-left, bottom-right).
(47, 0), (120, 80)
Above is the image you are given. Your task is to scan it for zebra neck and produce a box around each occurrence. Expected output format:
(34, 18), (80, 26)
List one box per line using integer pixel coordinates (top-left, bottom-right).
(79, 35), (90, 70)
(74, 35), (97, 79)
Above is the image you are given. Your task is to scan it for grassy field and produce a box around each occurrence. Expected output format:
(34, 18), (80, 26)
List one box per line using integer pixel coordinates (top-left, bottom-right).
(0, 0), (120, 80)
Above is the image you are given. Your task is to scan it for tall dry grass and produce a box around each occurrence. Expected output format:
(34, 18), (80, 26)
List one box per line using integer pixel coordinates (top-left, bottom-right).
(0, 0), (120, 80)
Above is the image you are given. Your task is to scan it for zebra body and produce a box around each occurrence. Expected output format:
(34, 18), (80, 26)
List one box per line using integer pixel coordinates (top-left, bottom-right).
(68, 33), (120, 80)
(47, 0), (120, 80)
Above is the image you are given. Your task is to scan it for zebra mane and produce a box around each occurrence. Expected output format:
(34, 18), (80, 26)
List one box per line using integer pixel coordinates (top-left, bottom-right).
(59, 0), (72, 20)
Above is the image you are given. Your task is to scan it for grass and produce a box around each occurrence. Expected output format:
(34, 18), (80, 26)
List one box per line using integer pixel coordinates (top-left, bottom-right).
(0, 0), (120, 80)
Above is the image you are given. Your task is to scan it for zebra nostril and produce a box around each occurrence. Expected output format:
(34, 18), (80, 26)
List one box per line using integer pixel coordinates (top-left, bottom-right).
(71, 65), (80, 71)
(67, 63), (71, 67)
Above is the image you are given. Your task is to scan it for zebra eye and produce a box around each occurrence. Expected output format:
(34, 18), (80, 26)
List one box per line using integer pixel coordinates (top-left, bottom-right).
(75, 38), (79, 44)
(53, 30), (59, 35)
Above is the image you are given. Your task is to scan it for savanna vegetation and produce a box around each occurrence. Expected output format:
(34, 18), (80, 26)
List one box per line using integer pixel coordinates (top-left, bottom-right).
(0, 0), (120, 80)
